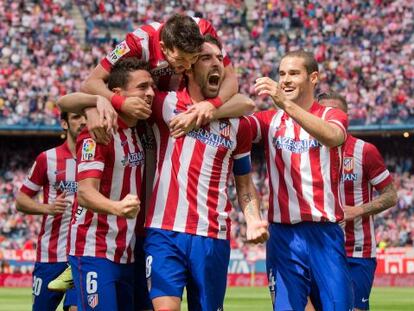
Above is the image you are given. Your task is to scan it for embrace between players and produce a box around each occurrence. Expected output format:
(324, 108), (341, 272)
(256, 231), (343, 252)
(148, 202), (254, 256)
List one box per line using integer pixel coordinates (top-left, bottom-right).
(17, 13), (397, 311)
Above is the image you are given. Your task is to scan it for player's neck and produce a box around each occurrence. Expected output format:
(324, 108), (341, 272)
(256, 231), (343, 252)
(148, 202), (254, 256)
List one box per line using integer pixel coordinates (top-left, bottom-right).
(296, 93), (315, 111)
(66, 136), (76, 158)
(119, 113), (137, 128)
(187, 82), (205, 103)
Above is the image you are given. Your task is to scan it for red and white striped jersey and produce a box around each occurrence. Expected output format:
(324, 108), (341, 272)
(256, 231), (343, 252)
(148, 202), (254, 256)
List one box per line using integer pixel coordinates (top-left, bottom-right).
(340, 135), (392, 258)
(100, 17), (230, 91)
(146, 89), (252, 240)
(249, 102), (348, 224)
(20, 142), (76, 263)
(69, 119), (145, 263)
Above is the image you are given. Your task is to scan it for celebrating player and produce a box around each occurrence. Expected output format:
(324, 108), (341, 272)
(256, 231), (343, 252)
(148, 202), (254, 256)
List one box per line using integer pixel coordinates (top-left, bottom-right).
(250, 50), (353, 310)
(81, 14), (238, 141)
(64, 59), (155, 311)
(15, 112), (85, 311)
(319, 92), (397, 311)
(144, 35), (268, 311)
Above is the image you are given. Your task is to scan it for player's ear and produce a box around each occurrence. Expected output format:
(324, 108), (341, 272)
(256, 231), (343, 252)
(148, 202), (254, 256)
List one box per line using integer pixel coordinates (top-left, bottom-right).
(60, 119), (68, 131)
(112, 87), (122, 95)
(310, 71), (319, 85)
(159, 41), (166, 53)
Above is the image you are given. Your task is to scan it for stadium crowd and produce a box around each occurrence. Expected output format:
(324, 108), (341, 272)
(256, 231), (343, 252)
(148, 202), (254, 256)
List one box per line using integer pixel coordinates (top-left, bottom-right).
(1, 0), (413, 127)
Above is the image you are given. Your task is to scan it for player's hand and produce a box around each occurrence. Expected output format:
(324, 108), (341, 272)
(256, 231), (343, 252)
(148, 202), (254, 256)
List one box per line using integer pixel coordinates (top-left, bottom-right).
(46, 191), (72, 215)
(245, 219), (269, 244)
(169, 111), (198, 138)
(84, 107), (111, 145)
(190, 101), (216, 128)
(343, 205), (364, 221)
(96, 95), (118, 134)
(254, 77), (288, 110)
(114, 194), (140, 219)
(122, 96), (152, 120)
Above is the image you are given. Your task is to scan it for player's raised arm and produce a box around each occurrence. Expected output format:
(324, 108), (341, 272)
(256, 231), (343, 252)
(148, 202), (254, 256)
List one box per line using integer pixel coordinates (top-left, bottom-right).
(81, 64), (114, 102)
(255, 76), (346, 148)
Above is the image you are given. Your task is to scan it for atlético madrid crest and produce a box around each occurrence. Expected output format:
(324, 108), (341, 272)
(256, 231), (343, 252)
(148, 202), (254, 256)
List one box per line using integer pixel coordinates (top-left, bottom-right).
(87, 294), (99, 308)
(343, 157), (354, 171)
(219, 120), (231, 138)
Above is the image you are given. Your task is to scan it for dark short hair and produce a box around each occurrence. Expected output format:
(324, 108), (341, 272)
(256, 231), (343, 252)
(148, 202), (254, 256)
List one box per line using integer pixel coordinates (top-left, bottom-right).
(60, 112), (68, 122)
(318, 92), (348, 113)
(281, 50), (318, 74)
(161, 14), (204, 54)
(203, 34), (222, 51)
(108, 58), (150, 90)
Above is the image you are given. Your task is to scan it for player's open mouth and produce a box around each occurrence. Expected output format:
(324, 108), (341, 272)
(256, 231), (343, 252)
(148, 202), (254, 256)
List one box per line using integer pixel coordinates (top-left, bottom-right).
(283, 87), (295, 94)
(208, 72), (221, 86)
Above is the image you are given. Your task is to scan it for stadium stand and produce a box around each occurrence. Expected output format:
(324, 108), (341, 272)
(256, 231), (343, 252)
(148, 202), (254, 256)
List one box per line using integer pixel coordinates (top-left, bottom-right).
(1, 0), (413, 127)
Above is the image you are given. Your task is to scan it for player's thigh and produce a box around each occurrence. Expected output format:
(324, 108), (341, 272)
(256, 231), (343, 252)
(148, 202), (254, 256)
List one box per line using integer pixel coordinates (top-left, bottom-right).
(32, 262), (66, 311)
(308, 223), (353, 311)
(144, 228), (188, 300)
(134, 236), (153, 311)
(187, 236), (230, 311)
(116, 262), (136, 311)
(69, 255), (118, 311)
(266, 223), (311, 311)
(63, 287), (78, 311)
(348, 257), (377, 311)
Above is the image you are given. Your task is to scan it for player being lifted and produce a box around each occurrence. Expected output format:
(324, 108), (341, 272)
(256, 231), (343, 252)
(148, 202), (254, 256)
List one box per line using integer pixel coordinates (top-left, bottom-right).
(16, 112), (85, 311)
(80, 13), (239, 143)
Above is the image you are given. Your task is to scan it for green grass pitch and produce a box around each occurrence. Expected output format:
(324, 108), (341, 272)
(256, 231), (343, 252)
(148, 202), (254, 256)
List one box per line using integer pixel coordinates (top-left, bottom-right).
(0, 287), (413, 310)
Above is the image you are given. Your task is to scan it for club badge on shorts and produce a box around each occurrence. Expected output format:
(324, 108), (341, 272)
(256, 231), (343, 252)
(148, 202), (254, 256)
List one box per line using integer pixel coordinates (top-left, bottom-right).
(88, 294), (99, 308)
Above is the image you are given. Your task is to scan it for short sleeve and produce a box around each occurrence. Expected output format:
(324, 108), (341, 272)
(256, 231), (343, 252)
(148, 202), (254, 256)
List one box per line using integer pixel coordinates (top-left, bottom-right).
(20, 152), (48, 197)
(76, 130), (108, 181)
(100, 32), (144, 71)
(324, 107), (348, 139)
(363, 143), (393, 190)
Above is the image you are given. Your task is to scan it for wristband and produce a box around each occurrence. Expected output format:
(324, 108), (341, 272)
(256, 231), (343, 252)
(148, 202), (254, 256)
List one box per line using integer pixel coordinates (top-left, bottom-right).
(207, 97), (223, 108)
(111, 94), (126, 111)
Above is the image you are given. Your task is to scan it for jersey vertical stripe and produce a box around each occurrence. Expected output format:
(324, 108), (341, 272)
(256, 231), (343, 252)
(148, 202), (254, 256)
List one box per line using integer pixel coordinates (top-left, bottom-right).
(70, 125), (144, 263)
(249, 102), (347, 224)
(146, 90), (251, 239)
(341, 136), (393, 258)
(20, 143), (76, 263)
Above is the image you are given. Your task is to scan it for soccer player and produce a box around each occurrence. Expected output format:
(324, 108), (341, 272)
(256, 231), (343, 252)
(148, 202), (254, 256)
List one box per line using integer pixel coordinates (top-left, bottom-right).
(250, 50), (353, 310)
(145, 35), (268, 311)
(66, 59), (155, 311)
(15, 112), (85, 311)
(319, 92), (397, 311)
(81, 13), (238, 140)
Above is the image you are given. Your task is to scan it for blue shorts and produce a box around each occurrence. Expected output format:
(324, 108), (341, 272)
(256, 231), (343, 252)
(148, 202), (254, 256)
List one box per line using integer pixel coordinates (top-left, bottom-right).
(348, 257), (377, 310)
(144, 228), (230, 311)
(134, 236), (152, 310)
(32, 262), (77, 311)
(69, 255), (135, 311)
(266, 222), (353, 311)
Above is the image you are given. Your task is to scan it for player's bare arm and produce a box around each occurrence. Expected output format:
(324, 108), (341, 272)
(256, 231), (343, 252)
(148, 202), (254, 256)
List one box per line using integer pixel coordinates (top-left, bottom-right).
(234, 174), (269, 244)
(16, 191), (70, 216)
(58, 92), (117, 145)
(81, 64), (113, 101)
(343, 183), (397, 221)
(78, 178), (140, 219)
(255, 77), (345, 147)
(169, 94), (255, 138)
